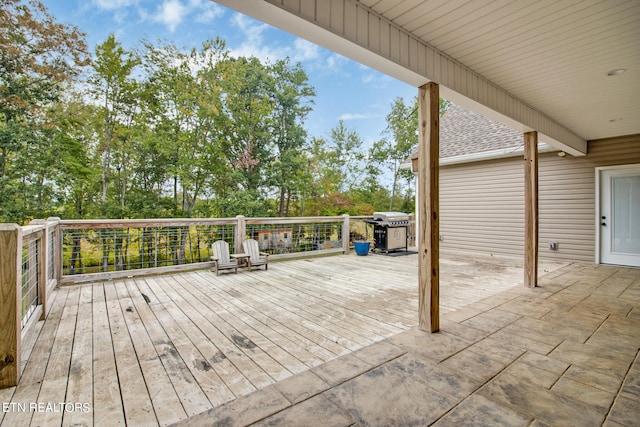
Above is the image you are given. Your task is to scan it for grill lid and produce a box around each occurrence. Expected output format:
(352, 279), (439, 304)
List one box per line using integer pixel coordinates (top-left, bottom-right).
(372, 212), (410, 225)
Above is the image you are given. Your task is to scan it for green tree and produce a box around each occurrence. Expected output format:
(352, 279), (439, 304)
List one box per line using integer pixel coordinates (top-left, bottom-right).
(48, 97), (102, 219)
(89, 34), (140, 217)
(215, 56), (274, 216)
(370, 97), (418, 211)
(140, 38), (228, 217)
(0, 0), (89, 222)
(369, 97), (451, 213)
(327, 120), (365, 193)
(268, 58), (315, 217)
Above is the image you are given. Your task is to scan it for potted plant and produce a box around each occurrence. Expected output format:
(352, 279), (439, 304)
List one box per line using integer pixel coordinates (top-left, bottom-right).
(353, 240), (371, 256)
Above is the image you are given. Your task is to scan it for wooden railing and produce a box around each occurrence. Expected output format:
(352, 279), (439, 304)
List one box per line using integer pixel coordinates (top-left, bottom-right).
(0, 218), (61, 388)
(57, 215), (362, 284)
(0, 213), (414, 388)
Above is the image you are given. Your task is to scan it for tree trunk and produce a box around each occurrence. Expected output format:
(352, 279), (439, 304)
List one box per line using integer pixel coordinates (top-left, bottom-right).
(285, 189), (292, 217)
(278, 187), (286, 217)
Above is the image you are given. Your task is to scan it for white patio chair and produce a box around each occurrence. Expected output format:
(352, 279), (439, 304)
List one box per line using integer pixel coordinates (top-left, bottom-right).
(210, 240), (238, 276)
(242, 239), (269, 271)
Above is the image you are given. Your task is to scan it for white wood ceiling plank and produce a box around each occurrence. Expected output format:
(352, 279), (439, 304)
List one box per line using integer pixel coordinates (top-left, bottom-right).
(344, 0), (357, 39)
(403, 0), (496, 43)
(486, 35), (639, 88)
(358, 0), (380, 8)
(282, 0), (300, 13)
(417, 42), (426, 75)
(316, 1), (331, 28)
(379, 19), (390, 58)
(390, 25), (400, 63)
(368, 12), (380, 52)
(460, 1), (636, 70)
(366, 0), (407, 16)
(473, 14), (640, 81)
(431, 0), (547, 53)
(409, 37), (419, 71)
(381, 0), (427, 23)
(448, 0), (588, 63)
(402, 0), (464, 34)
(357, 5), (369, 45)
(299, 0), (315, 20)
(330, 0), (344, 34)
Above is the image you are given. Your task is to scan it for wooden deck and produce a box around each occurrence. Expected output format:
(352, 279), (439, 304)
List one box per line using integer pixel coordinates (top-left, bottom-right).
(0, 251), (566, 426)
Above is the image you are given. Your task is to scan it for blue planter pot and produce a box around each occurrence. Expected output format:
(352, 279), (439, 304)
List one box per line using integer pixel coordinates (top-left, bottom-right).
(354, 241), (370, 256)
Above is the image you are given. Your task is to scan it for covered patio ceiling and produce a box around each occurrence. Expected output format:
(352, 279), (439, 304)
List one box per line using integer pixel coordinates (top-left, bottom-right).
(212, 0), (640, 156)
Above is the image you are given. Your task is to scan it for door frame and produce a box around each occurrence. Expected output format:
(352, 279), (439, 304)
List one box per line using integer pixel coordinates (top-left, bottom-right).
(595, 163), (640, 265)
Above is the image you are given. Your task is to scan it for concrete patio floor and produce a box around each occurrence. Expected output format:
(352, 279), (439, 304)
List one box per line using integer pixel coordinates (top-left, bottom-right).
(174, 262), (640, 427)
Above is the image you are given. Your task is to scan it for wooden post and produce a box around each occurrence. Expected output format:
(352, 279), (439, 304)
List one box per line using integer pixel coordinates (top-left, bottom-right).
(0, 224), (22, 388)
(235, 215), (246, 254)
(417, 82), (440, 333)
(524, 131), (539, 288)
(47, 217), (63, 289)
(342, 214), (350, 254)
(30, 220), (48, 320)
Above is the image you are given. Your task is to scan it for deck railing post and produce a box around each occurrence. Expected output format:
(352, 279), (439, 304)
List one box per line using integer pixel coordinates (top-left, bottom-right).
(0, 224), (22, 388)
(235, 215), (246, 254)
(47, 217), (62, 287)
(342, 214), (350, 254)
(30, 220), (48, 320)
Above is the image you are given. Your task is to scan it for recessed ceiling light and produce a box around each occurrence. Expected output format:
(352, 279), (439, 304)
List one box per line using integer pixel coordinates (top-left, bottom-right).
(607, 68), (627, 76)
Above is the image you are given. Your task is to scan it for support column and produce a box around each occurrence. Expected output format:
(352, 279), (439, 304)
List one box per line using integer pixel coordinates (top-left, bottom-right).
(30, 220), (48, 320)
(47, 217), (63, 289)
(235, 215), (246, 255)
(524, 131), (539, 288)
(417, 83), (440, 333)
(0, 224), (22, 388)
(342, 214), (350, 254)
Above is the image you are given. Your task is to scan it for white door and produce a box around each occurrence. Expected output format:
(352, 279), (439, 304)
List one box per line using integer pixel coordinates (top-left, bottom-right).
(599, 165), (640, 267)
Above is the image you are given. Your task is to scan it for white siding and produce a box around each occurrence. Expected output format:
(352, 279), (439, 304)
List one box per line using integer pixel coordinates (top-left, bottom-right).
(440, 134), (640, 263)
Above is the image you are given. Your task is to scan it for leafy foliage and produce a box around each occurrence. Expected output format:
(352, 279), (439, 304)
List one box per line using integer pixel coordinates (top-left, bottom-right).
(0, 2), (451, 224)
(0, 0), (89, 222)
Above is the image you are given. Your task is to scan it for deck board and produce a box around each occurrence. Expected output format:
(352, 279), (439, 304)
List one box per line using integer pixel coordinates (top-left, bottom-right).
(104, 282), (158, 426)
(152, 275), (257, 399)
(61, 285), (93, 427)
(2, 251), (567, 426)
(92, 284), (126, 427)
(126, 278), (211, 418)
(29, 286), (80, 427)
(114, 281), (187, 426)
(132, 277), (220, 414)
(168, 273), (297, 384)
(2, 285), (69, 427)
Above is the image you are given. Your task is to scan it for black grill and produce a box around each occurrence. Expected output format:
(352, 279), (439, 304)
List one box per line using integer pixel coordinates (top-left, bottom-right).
(366, 212), (409, 253)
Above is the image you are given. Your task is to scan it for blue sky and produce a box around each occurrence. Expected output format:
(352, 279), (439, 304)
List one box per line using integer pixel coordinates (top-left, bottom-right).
(43, 0), (417, 147)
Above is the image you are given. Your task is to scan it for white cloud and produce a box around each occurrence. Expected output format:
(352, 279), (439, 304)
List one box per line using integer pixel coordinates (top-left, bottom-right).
(147, 0), (222, 33)
(227, 14), (285, 62)
(228, 13), (335, 70)
(292, 39), (320, 62)
(153, 0), (188, 33)
(94, 0), (139, 11)
(338, 112), (374, 121)
(323, 53), (349, 74)
(189, 0), (224, 24)
(362, 71), (393, 88)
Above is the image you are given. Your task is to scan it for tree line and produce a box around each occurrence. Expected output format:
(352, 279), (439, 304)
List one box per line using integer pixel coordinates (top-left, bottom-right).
(1, 0), (447, 225)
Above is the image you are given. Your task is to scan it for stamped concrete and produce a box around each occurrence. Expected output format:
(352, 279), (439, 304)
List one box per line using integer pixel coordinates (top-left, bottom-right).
(172, 263), (640, 427)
